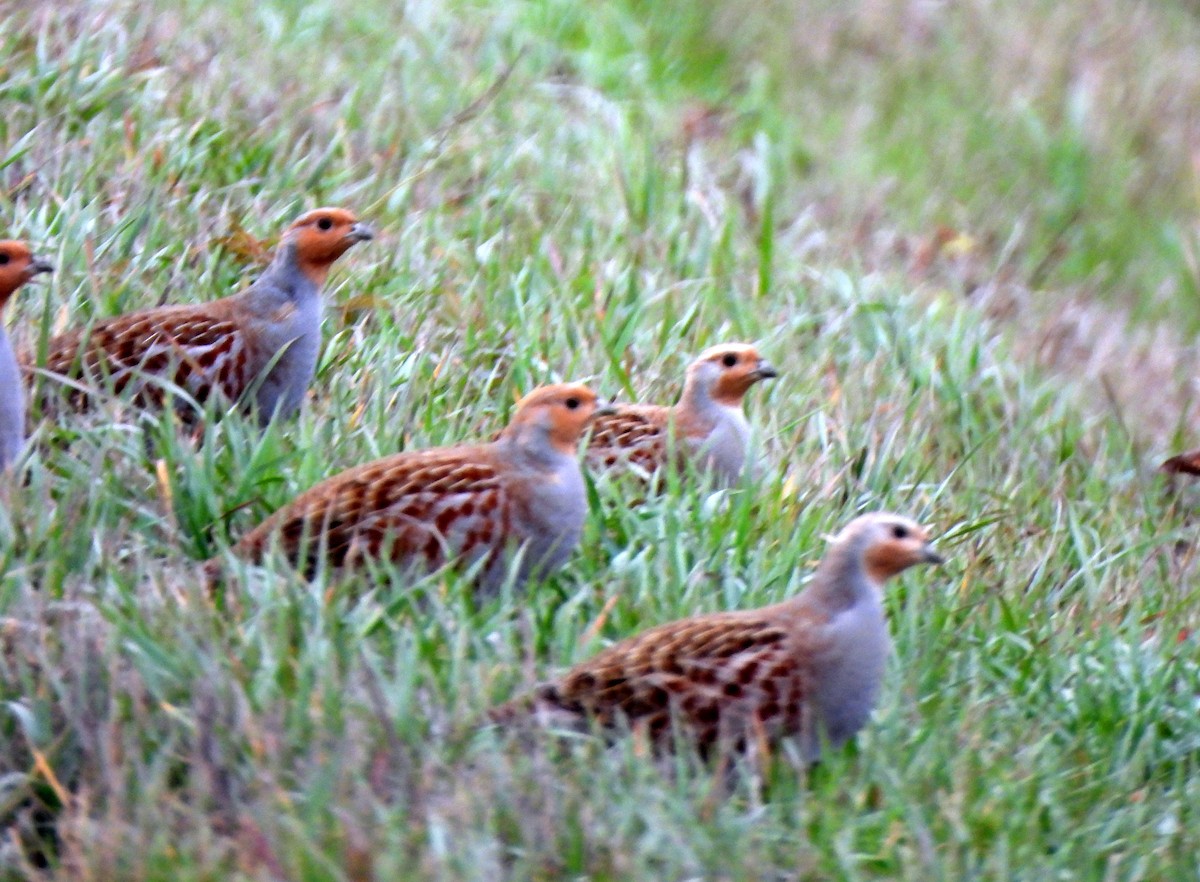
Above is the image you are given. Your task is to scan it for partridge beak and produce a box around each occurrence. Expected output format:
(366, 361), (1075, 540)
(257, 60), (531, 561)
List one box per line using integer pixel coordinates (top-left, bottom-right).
(920, 543), (945, 566)
(348, 222), (375, 243)
(754, 359), (778, 380)
(30, 256), (54, 276)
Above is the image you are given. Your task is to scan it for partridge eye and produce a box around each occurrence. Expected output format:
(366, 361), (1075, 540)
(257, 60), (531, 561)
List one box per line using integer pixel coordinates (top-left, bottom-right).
(564, 397), (580, 410)
(722, 353), (738, 367)
(317, 217), (334, 231)
(891, 525), (909, 539)
(0, 253), (9, 265)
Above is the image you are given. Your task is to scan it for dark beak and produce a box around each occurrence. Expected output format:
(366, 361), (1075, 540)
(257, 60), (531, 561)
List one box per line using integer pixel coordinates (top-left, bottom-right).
(920, 544), (945, 565)
(30, 256), (54, 276)
(754, 359), (778, 380)
(348, 222), (375, 243)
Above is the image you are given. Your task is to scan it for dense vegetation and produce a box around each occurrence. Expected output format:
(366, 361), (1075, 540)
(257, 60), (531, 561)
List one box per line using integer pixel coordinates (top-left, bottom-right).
(2, 0), (1199, 878)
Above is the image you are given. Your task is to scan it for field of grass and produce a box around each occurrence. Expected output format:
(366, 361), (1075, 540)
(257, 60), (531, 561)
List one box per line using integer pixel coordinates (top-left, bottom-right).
(3, 0), (1200, 878)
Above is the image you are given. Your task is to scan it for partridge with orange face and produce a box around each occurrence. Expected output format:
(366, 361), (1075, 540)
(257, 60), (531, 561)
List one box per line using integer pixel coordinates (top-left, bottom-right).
(24, 208), (373, 423)
(0, 241), (54, 469)
(211, 383), (606, 591)
(491, 512), (943, 760)
(587, 344), (776, 486)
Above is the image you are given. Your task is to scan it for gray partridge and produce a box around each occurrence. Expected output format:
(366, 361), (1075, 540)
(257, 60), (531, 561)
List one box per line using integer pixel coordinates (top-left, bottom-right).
(491, 512), (943, 760)
(0, 241), (54, 469)
(587, 343), (776, 486)
(211, 383), (606, 591)
(24, 207), (373, 423)
(1162, 450), (1200, 476)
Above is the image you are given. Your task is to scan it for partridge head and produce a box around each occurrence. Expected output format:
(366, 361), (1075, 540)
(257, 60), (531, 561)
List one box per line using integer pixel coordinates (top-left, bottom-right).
(24, 207), (373, 424)
(0, 241), (53, 469)
(587, 343), (776, 486)
(211, 383), (606, 592)
(0, 242), (53, 308)
(490, 511), (942, 761)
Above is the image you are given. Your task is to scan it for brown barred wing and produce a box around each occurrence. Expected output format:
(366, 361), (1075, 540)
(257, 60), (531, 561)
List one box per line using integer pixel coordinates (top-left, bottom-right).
(531, 609), (826, 752)
(28, 304), (250, 412)
(233, 447), (511, 576)
(585, 407), (672, 474)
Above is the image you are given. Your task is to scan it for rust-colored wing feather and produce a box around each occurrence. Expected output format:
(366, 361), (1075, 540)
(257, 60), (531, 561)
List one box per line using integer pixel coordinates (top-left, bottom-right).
(26, 302), (251, 410)
(232, 446), (511, 574)
(494, 607), (829, 752)
(586, 405), (674, 473)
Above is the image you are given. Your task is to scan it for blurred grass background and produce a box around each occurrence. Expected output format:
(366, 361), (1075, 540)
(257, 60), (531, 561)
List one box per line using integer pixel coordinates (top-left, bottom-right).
(2, 0), (1200, 878)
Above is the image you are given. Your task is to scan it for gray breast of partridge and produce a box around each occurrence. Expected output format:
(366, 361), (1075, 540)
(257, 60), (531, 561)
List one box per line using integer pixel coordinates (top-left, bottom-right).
(0, 325), (24, 467)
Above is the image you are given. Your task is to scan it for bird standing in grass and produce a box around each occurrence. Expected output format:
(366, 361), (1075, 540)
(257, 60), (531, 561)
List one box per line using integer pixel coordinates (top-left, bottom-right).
(209, 383), (607, 592)
(490, 512), (943, 761)
(0, 241), (54, 470)
(586, 343), (776, 486)
(23, 207), (373, 424)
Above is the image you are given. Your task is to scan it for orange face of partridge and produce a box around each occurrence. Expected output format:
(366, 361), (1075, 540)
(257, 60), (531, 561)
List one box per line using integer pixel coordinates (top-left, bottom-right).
(0, 241), (53, 307)
(506, 383), (604, 455)
(862, 518), (944, 584)
(284, 208), (375, 286)
(694, 344), (778, 406)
